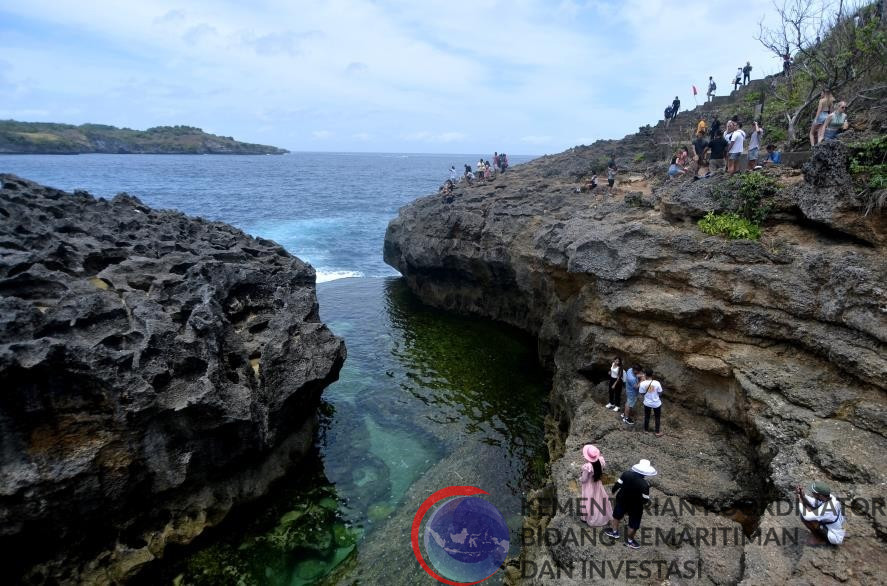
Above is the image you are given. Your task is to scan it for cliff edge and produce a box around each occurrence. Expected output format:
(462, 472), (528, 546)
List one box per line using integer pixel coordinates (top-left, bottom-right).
(384, 141), (886, 584)
(0, 175), (344, 583)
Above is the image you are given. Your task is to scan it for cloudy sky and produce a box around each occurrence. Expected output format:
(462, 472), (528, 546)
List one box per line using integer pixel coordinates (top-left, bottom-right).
(1, 0), (788, 154)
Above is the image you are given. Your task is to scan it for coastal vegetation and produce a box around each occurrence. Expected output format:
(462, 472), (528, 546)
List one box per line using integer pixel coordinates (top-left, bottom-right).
(698, 173), (779, 240)
(849, 134), (887, 212)
(0, 120), (288, 154)
(756, 0), (887, 143)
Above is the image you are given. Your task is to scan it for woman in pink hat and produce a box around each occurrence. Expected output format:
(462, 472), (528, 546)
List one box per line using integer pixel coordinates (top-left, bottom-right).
(579, 444), (612, 527)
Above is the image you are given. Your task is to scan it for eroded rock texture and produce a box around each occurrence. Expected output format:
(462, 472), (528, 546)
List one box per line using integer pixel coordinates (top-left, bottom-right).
(385, 143), (886, 584)
(0, 175), (345, 583)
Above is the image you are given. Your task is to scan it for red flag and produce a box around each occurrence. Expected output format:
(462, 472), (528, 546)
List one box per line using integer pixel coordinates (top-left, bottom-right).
(692, 85), (698, 95)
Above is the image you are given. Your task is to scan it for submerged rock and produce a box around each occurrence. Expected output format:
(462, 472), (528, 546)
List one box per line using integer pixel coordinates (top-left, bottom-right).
(384, 143), (886, 584)
(0, 175), (345, 583)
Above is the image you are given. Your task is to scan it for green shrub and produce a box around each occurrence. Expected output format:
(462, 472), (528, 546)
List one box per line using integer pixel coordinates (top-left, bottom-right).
(698, 211), (762, 240)
(715, 173), (779, 224)
(633, 152), (646, 163)
(850, 135), (887, 191)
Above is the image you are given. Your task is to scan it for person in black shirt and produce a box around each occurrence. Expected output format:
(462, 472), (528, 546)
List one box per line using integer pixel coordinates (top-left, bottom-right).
(604, 459), (657, 549)
(709, 116), (721, 140)
(671, 96), (680, 120)
(692, 135), (710, 179)
(707, 133), (729, 176)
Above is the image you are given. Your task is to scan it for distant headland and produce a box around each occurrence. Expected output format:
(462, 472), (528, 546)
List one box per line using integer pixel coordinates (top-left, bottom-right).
(0, 120), (288, 154)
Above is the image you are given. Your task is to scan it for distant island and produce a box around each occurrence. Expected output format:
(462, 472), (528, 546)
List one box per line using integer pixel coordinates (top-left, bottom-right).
(0, 120), (288, 154)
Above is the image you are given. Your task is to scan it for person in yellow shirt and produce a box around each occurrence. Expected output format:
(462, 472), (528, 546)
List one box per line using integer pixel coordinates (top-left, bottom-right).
(696, 119), (707, 138)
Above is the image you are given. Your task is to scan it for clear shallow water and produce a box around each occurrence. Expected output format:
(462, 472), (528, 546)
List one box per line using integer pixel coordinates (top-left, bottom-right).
(0, 152), (546, 584)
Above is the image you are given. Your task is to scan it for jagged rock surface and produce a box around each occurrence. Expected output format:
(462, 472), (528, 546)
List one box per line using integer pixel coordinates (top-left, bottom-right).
(384, 142), (886, 584)
(0, 175), (345, 583)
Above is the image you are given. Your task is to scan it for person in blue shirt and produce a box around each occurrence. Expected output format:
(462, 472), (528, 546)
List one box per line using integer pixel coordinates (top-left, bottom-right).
(621, 365), (641, 424)
(764, 144), (782, 166)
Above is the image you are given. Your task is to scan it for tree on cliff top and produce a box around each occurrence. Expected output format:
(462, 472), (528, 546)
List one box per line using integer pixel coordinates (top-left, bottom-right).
(757, 0), (887, 142)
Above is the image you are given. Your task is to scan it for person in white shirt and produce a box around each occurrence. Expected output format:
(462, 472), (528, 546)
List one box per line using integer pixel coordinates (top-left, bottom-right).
(747, 121), (764, 170)
(638, 369), (664, 437)
(796, 482), (846, 545)
(727, 122), (746, 175)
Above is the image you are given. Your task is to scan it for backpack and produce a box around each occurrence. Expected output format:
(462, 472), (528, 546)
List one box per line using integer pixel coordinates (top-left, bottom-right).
(665, 106), (673, 119)
(710, 80), (717, 90)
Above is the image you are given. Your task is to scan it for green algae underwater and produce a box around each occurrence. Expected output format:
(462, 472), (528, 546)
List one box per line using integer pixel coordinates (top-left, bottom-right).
(149, 277), (550, 585)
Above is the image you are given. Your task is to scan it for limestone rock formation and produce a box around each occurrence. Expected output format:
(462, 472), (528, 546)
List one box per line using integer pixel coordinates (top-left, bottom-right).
(384, 145), (886, 584)
(0, 175), (345, 583)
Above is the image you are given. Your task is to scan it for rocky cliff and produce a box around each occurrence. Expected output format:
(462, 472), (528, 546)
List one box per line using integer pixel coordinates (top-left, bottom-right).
(384, 142), (886, 584)
(0, 175), (344, 583)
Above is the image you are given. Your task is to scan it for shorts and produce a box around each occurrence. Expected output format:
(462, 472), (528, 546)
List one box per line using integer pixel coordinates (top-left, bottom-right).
(625, 386), (638, 407)
(815, 111), (829, 125)
(748, 147), (759, 161)
(729, 152), (742, 160)
(612, 502), (643, 530)
(709, 158), (725, 171)
(824, 129), (840, 140)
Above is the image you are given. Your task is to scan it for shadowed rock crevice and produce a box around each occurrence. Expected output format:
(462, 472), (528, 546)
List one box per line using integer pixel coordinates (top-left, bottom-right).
(0, 175), (345, 583)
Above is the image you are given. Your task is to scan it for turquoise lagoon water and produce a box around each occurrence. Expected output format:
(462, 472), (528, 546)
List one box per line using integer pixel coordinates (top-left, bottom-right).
(0, 153), (547, 584)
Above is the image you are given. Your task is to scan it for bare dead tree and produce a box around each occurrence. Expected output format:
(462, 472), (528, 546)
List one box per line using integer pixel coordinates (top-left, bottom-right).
(756, 0), (886, 142)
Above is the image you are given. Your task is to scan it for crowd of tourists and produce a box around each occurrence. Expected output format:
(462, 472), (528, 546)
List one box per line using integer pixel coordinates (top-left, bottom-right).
(576, 356), (846, 550)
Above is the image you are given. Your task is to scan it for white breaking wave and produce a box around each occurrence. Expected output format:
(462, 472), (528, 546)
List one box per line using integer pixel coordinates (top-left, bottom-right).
(316, 269), (364, 283)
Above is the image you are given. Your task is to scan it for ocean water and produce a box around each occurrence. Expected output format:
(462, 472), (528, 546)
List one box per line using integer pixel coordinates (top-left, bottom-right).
(0, 152), (533, 282)
(0, 152), (546, 585)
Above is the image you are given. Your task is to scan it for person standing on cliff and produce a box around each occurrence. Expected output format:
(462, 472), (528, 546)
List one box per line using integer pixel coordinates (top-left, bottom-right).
(733, 67), (743, 91)
(707, 76), (717, 102)
(579, 444), (612, 527)
(606, 357), (624, 411)
(604, 459), (656, 549)
(727, 121), (745, 175)
(742, 61), (752, 85)
(638, 369), (664, 436)
(671, 96), (680, 120)
(606, 158), (617, 194)
(747, 121), (764, 170)
(622, 365), (640, 425)
(707, 130), (728, 176)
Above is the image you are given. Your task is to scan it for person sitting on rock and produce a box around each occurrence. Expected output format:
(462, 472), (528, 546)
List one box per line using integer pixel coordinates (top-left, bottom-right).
(604, 459), (657, 549)
(819, 101), (849, 142)
(579, 444), (612, 527)
(440, 179), (454, 195)
(668, 154), (688, 178)
(463, 164), (474, 185)
(796, 482), (845, 545)
(763, 144), (782, 166)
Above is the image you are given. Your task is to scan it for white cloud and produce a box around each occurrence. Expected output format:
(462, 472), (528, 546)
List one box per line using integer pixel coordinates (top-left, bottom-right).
(0, 0), (797, 152)
(312, 130), (333, 139)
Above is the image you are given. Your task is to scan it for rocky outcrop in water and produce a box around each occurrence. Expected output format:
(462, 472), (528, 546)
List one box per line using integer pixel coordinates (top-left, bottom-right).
(384, 141), (886, 584)
(0, 175), (345, 583)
